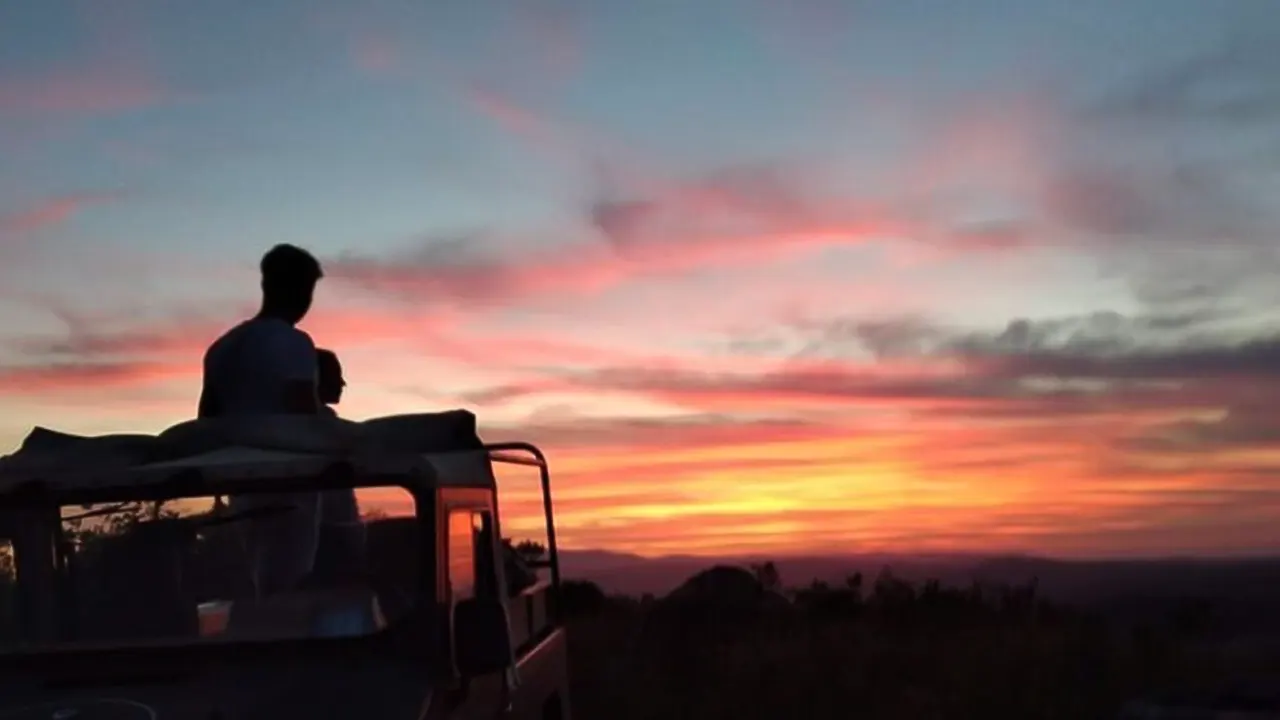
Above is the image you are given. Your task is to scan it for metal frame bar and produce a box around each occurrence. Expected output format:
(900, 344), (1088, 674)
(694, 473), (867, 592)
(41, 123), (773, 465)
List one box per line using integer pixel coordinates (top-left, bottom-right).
(484, 442), (560, 591)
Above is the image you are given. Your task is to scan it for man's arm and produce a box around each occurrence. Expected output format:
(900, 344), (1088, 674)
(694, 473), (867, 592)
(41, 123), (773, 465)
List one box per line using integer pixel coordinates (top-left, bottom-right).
(276, 328), (321, 415)
(197, 382), (219, 418)
(281, 381), (320, 414)
(197, 347), (220, 418)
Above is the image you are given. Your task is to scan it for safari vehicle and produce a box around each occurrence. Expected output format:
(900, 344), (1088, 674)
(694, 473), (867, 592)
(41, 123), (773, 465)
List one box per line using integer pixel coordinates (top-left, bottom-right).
(0, 410), (571, 720)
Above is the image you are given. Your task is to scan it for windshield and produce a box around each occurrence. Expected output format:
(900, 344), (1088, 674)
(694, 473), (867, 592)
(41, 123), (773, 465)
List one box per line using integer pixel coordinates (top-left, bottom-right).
(0, 481), (423, 651)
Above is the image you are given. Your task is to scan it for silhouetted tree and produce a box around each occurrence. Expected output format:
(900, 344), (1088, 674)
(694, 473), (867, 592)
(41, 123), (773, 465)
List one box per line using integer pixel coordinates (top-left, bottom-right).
(512, 539), (547, 563)
(791, 572), (866, 620)
(559, 579), (609, 617)
(846, 571), (863, 596)
(750, 561), (781, 591)
(871, 567), (916, 607)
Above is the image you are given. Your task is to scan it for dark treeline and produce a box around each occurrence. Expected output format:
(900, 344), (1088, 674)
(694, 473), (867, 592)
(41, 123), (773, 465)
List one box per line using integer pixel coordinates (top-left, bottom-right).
(556, 561), (1279, 720)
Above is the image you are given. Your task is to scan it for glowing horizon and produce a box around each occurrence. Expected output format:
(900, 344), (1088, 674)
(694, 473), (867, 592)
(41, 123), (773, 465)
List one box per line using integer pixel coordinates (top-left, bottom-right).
(3, 0), (1280, 558)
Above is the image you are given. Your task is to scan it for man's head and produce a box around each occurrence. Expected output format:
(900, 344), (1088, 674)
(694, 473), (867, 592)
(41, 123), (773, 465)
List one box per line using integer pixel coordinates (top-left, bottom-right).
(260, 244), (323, 325)
(316, 348), (345, 405)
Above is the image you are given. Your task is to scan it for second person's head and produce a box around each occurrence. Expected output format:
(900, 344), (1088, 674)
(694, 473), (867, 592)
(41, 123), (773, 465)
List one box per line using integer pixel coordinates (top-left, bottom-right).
(316, 348), (345, 405)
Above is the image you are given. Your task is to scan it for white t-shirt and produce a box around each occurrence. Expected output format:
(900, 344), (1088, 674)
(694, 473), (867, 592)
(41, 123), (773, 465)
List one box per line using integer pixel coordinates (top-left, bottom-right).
(202, 317), (319, 416)
(203, 317), (322, 596)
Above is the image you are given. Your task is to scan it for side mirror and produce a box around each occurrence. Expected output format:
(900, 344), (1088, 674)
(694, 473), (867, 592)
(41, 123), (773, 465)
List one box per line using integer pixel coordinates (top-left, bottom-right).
(453, 597), (513, 677)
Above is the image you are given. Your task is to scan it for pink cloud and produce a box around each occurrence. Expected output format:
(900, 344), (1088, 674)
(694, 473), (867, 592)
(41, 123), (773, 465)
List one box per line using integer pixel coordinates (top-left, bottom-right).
(0, 195), (118, 270)
(0, 360), (189, 396)
(327, 164), (912, 309)
(0, 304), (455, 396)
(0, 68), (160, 116)
(496, 0), (584, 86)
(350, 34), (401, 76)
(0, 1), (167, 120)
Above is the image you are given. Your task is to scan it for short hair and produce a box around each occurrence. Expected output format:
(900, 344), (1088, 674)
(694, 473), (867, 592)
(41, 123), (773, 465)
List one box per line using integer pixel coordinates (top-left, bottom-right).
(316, 348), (341, 375)
(260, 244), (323, 288)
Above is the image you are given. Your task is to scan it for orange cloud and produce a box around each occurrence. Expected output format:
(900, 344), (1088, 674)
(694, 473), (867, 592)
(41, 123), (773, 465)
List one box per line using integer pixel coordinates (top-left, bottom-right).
(450, 319), (1280, 555)
(6, 280), (1279, 558)
(485, 399), (1280, 556)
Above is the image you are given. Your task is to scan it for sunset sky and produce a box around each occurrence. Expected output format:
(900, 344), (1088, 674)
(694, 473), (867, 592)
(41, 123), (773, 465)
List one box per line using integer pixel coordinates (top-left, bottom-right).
(4, 0), (1280, 558)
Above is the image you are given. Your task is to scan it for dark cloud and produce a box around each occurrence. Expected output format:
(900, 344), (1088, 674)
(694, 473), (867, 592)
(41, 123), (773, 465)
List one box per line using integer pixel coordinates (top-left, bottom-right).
(588, 199), (650, 247)
(987, 335), (1280, 383)
(1089, 37), (1280, 127)
(324, 233), (540, 306)
(485, 411), (845, 451)
(793, 314), (945, 360)
(1027, 30), (1280, 319)
(1043, 158), (1268, 242)
(948, 310), (1239, 359)
(587, 163), (836, 251)
(800, 310), (1280, 390)
(466, 309), (1280, 472)
(1122, 402), (1280, 456)
(789, 309), (1238, 365)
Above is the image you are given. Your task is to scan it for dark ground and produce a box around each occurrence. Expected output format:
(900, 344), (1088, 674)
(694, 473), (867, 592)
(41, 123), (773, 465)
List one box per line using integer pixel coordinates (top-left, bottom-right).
(558, 567), (1280, 720)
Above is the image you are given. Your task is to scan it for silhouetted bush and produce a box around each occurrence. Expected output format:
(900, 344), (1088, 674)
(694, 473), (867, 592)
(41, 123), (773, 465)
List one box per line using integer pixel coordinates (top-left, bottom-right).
(561, 561), (1250, 720)
(559, 579), (609, 618)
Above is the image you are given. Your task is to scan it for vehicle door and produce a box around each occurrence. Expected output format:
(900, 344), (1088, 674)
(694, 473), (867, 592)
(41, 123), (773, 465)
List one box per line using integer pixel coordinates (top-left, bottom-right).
(441, 491), (518, 720)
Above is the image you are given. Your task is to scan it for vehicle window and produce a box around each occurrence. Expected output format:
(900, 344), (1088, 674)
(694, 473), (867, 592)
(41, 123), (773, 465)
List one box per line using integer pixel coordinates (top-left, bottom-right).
(0, 483), (420, 652)
(447, 509), (475, 602)
(471, 511), (499, 599)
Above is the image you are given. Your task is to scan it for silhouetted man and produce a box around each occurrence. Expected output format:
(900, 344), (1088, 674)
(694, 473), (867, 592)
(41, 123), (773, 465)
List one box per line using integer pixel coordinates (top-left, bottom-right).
(199, 244), (325, 600)
(198, 243), (325, 418)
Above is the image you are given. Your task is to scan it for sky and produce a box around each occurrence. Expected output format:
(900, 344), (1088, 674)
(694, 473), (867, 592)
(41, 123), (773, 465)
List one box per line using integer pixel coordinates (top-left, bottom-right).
(3, 0), (1280, 558)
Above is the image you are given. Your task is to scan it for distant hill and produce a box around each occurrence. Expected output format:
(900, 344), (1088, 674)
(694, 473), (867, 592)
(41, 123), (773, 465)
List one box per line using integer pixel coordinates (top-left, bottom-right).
(559, 550), (1280, 628)
(559, 550), (992, 597)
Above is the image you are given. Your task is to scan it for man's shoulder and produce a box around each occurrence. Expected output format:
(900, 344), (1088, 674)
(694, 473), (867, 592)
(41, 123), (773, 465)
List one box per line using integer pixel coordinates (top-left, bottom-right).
(246, 319), (317, 373)
(205, 318), (313, 361)
(204, 320), (248, 359)
(234, 318), (313, 345)
(266, 320), (316, 351)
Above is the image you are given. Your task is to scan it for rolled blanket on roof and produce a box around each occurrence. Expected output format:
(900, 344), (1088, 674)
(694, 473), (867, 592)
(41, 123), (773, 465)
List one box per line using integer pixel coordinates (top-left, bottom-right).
(0, 426), (158, 476)
(154, 415), (363, 461)
(0, 409), (485, 490)
(360, 410), (481, 453)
